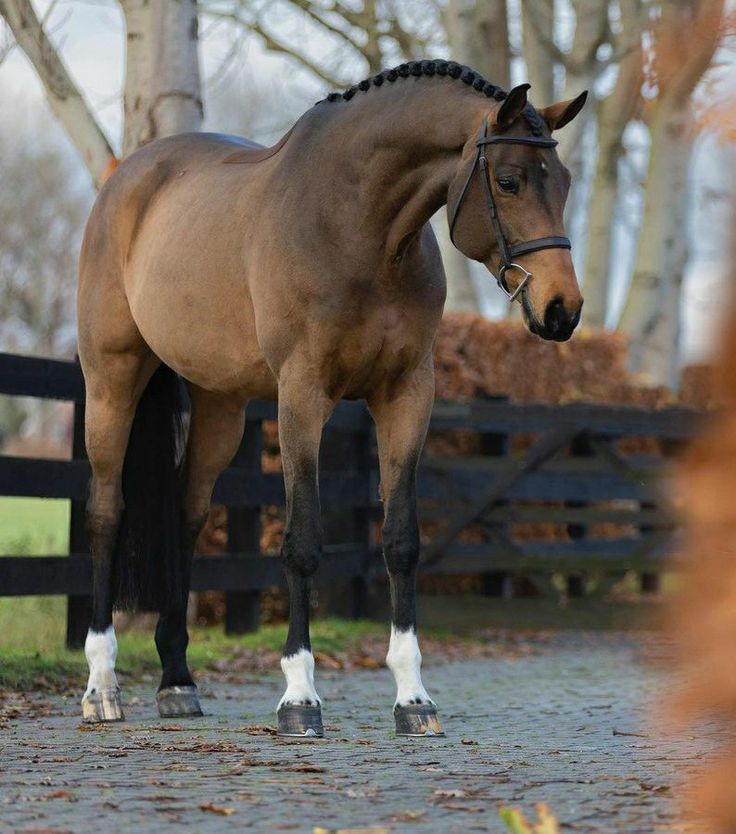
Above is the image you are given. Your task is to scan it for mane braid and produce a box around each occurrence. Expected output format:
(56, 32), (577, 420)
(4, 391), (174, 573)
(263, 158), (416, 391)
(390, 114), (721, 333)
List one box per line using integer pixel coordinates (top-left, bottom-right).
(321, 60), (545, 136)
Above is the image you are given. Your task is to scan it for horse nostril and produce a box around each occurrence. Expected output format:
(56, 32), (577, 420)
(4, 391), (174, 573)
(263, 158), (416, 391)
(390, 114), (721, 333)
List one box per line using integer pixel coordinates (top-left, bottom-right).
(544, 299), (566, 334)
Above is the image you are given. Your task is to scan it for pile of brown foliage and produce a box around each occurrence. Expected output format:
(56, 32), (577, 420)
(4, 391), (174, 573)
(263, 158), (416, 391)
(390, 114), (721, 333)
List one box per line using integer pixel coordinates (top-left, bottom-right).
(433, 313), (672, 406)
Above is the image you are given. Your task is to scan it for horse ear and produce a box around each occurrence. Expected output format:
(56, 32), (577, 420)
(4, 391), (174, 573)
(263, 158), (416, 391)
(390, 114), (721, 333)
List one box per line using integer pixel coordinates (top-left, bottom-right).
(494, 83), (531, 131)
(540, 90), (588, 131)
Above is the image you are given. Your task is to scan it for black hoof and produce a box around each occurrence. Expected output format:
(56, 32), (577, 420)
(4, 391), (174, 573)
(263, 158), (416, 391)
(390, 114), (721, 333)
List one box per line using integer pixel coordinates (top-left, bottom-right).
(156, 685), (203, 718)
(394, 704), (445, 737)
(277, 703), (324, 738)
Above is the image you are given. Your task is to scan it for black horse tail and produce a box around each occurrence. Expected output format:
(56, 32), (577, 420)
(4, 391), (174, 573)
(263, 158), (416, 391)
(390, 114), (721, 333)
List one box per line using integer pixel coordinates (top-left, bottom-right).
(112, 364), (187, 613)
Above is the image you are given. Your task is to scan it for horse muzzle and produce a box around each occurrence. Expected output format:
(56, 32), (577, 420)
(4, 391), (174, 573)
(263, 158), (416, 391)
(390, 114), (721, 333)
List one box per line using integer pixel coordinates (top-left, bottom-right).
(526, 296), (582, 342)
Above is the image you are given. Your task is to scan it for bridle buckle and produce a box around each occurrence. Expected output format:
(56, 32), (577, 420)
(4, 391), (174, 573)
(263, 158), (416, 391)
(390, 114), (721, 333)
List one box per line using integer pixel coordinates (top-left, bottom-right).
(498, 263), (532, 302)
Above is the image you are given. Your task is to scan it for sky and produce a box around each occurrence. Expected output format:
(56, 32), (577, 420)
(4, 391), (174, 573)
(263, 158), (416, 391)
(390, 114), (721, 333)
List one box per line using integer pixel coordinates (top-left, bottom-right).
(1, 0), (734, 364)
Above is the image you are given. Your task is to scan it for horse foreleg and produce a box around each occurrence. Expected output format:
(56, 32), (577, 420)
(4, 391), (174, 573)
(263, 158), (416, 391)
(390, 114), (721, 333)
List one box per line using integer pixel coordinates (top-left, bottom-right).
(369, 361), (443, 737)
(276, 370), (335, 738)
(156, 386), (246, 718)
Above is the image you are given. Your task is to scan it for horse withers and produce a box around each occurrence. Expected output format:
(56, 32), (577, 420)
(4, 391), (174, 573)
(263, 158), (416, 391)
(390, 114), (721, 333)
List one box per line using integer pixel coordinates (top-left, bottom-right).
(76, 60), (585, 736)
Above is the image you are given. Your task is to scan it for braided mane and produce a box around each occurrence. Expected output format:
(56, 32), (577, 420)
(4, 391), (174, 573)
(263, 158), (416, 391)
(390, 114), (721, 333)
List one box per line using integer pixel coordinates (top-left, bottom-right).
(321, 59), (544, 136)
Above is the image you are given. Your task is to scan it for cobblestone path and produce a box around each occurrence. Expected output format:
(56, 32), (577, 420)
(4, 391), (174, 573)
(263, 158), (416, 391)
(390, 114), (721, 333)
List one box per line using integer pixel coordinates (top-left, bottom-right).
(0, 633), (718, 833)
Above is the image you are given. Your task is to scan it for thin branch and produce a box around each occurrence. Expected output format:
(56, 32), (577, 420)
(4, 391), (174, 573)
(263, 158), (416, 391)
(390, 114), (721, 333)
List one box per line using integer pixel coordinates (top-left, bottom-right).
(0, 0), (115, 187)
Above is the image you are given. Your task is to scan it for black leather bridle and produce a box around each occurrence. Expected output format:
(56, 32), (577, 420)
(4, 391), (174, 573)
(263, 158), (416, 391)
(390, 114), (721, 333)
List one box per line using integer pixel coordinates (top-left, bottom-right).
(449, 120), (572, 303)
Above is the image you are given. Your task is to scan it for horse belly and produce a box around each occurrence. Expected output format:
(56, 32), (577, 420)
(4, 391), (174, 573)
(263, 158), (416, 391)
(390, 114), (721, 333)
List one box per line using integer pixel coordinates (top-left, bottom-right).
(126, 258), (277, 398)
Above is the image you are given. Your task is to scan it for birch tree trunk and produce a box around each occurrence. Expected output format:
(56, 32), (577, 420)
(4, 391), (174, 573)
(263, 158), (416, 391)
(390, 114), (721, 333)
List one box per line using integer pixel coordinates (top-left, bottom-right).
(521, 0), (555, 105)
(446, 0), (511, 89)
(0, 0), (115, 187)
(441, 0), (514, 313)
(122, 0), (203, 155)
(553, 0), (608, 169)
(618, 0), (724, 385)
(582, 0), (643, 328)
(618, 103), (690, 382)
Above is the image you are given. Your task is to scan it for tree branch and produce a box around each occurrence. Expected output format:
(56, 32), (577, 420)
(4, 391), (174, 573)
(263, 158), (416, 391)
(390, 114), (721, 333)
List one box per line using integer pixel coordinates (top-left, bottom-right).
(0, 0), (115, 187)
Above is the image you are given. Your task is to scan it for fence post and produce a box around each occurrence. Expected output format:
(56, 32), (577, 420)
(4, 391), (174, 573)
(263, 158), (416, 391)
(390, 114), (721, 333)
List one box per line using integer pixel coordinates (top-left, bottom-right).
(224, 416), (263, 634)
(566, 432), (593, 598)
(479, 397), (511, 598)
(66, 395), (92, 649)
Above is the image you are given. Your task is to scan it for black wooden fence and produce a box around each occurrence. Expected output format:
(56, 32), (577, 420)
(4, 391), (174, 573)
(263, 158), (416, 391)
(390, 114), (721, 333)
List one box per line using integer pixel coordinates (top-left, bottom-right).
(0, 352), (702, 647)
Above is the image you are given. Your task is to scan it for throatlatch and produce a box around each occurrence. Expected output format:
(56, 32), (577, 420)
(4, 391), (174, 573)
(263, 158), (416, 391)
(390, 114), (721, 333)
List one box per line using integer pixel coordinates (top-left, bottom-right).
(449, 120), (571, 302)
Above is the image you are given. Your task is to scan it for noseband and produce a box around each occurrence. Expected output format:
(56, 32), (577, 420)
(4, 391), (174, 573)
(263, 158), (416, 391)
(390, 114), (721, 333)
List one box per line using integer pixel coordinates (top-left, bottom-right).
(448, 120), (571, 303)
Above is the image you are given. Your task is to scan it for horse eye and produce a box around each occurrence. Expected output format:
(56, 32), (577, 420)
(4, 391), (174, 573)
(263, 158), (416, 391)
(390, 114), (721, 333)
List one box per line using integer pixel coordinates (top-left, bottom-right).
(496, 175), (519, 194)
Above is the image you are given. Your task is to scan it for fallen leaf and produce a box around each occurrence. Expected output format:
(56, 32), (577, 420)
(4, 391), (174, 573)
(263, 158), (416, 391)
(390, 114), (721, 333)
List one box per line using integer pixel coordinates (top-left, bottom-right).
(241, 724), (278, 736)
(390, 809), (426, 822)
(353, 655), (382, 669)
(461, 738), (478, 745)
(314, 650), (343, 669)
(46, 790), (72, 800)
(499, 804), (560, 834)
(285, 763), (326, 773)
(200, 802), (235, 816)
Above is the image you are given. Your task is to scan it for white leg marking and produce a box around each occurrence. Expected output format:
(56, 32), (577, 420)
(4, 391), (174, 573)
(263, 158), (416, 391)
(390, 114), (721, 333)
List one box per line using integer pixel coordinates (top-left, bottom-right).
(386, 626), (433, 708)
(278, 649), (321, 709)
(82, 626), (119, 700)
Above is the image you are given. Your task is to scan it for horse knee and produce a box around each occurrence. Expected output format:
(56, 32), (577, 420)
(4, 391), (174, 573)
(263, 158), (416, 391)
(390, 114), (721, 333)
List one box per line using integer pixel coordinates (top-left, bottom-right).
(281, 529), (321, 578)
(383, 521), (419, 576)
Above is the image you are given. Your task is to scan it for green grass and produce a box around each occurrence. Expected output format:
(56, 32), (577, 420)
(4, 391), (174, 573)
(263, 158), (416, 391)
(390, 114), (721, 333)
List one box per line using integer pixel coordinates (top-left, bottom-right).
(0, 497), (71, 658)
(0, 496), (70, 556)
(0, 618), (389, 692)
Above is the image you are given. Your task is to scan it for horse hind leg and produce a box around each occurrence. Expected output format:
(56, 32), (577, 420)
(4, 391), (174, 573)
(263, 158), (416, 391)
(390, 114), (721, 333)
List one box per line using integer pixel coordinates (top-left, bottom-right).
(368, 361), (444, 737)
(81, 350), (155, 723)
(155, 385), (246, 718)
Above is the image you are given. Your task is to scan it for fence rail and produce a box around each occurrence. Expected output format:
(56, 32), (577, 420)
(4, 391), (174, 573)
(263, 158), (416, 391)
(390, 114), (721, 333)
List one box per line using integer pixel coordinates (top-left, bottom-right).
(0, 351), (703, 646)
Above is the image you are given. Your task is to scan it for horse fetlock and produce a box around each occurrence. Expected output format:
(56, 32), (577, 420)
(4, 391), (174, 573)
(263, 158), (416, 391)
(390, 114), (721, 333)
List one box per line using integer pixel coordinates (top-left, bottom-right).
(386, 626), (434, 708)
(278, 649), (321, 708)
(84, 626), (119, 696)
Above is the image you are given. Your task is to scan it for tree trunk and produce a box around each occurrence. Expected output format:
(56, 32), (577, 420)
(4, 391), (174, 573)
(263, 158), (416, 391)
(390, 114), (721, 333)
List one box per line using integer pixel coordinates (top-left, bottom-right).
(617, 0), (724, 383)
(521, 0), (555, 105)
(442, 0), (510, 313)
(121, 0), (203, 155)
(555, 0), (608, 169)
(446, 0), (511, 89)
(582, 0), (643, 328)
(0, 0), (115, 187)
(617, 101), (691, 383)
(436, 220), (480, 312)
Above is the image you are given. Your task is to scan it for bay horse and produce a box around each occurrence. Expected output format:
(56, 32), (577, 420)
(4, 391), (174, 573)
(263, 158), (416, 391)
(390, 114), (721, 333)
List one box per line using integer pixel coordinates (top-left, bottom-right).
(77, 60), (585, 737)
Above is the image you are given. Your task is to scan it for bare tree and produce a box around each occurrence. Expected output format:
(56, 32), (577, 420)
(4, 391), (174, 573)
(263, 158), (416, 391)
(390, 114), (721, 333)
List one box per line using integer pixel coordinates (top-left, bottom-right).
(0, 0), (204, 183)
(0, 125), (92, 357)
(618, 0), (725, 385)
(521, 0), (555, 105)
(0, 0), (115, 186)
(121, 0), (203, 155)
(583, 0), (644, 328)
(445, 0), (510, 89)
(203, 0), (442, 86)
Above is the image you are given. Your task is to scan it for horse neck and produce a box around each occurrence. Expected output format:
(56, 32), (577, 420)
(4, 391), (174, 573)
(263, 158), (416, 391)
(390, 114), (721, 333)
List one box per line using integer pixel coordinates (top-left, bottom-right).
(292, 85), (491, 264)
